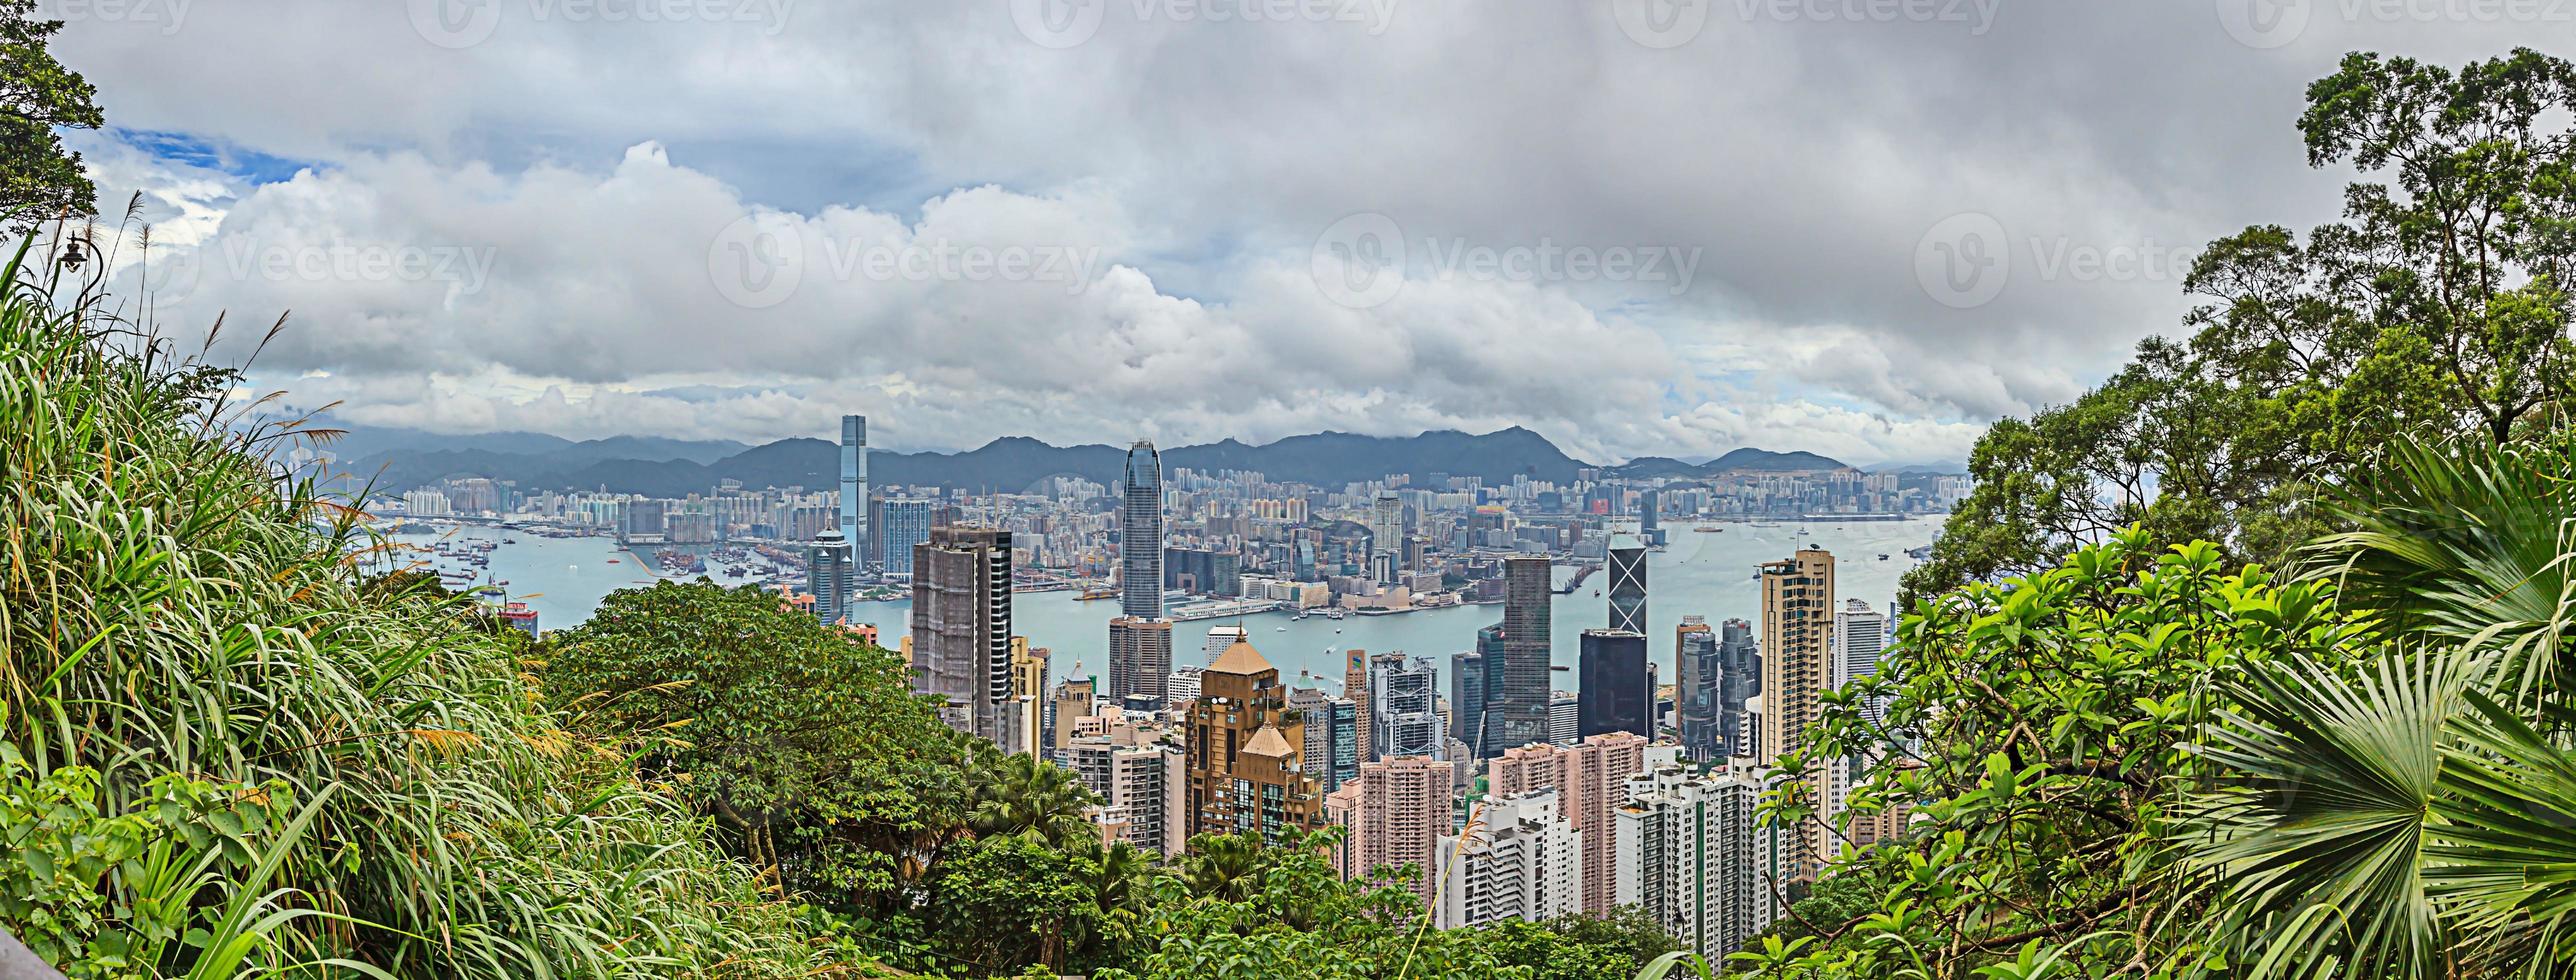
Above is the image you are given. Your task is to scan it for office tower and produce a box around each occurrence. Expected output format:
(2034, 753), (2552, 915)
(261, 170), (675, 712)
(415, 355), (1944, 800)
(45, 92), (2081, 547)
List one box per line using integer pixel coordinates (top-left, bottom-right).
(1120, 441), (1164, 618)
(1107, 617), (1173, 704)
(1203, 625), (1248, 661)
(1758, 547), (1834, 882)
(1474, 622), (1507, 758)
(1578, 630), (1652, 740)
(1069, 734), (1187, 857)
(1676, 618), (1722, 761)
(1049, 677), (1097, 757)
(1833, 598), (1888, 695)
(909, 526), (1015, 747)
(1607, 536), (1648, 634)
(1549, 696), (1579, 746)
(1368, 491), (1403, 568)
(1716, 618), (1759, 759)
(1332, 756), (1456, 908)
(1488, 732), (1658, 915)
(1638, 490), (1662, 546)
(1487, 556), (1554, 755)
(1434, 789), (1581, 930)
(1614, 762), (1774, 964)
(1346, 648), (1372, 764)
(1450, 650), (1486, 762)
(1166, 665), (1205, 706)
(1184, 638), (1324, 840)
(1290, 687), (1361, 792)
(807, 529), (851, 625)
(840, 415), (868, 569)
(1010, 639), (1050, 756)
(878, 498), (933, 575)
(1369, 653), (1444, 761)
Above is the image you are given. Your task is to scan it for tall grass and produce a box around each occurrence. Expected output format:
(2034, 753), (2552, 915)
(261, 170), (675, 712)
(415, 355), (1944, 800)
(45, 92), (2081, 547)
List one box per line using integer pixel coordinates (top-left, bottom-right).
(0, 234), (839, 977)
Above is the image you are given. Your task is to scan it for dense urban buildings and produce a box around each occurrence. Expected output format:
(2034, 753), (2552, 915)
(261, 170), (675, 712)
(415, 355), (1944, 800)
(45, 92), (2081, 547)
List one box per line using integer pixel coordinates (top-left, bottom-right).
(1368, 652), (1445, 761)
(1577, 629), (1653, 741)
(1758, 546), (1836, 882)
(1432, 789), (1582, 929)
(1615, 762), (1775, 965)
(877, 498), (932, 574)
(1675, 617), (1720, 761)
(1068, 719), (1187, 857)
(1327, 755), (1456, 908)
(1107, 617), (1173, 705)
(1486, 556), (1554, 756)
(910, 526), (1016, 747)
(1488, 732), (1653, 915)
(1184, 638), (1325, 840)
(1289, 686), (1362, 792)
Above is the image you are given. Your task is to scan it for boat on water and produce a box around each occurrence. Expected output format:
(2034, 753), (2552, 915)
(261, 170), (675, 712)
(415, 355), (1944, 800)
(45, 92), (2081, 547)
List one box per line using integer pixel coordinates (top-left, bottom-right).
(1276, 626), (1289, 632)
(606, 559), (620, 564)
(1878, 554), (1891, 561)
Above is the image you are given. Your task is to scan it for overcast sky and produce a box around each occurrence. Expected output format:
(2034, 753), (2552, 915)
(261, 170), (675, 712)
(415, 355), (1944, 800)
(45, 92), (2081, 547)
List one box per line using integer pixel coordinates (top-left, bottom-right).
(40, 0), (2557, 463)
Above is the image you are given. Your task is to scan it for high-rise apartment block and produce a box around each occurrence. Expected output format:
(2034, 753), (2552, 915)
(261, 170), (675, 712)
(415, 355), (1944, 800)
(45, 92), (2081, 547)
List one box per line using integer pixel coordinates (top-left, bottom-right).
(1433, 789), (1582, 930)
(1289, 686), (1361, 793)
(1487, 732), (1658, 915)
(909, 526), (1015, 747)
(1069, 726), (1187, 857)
(1328, 755), (1456, 909)
(1614, 763), (1775, 965)
(1758, 547), (1834, 882)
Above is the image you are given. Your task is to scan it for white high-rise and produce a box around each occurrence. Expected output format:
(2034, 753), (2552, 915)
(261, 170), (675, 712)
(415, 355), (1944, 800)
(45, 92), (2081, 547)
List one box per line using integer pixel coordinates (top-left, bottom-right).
(1615, 763), (1775, 965)
(1832, 598), (1887, 693)
(1434, 789), (1582, 929)
(839, 415), (868, 578)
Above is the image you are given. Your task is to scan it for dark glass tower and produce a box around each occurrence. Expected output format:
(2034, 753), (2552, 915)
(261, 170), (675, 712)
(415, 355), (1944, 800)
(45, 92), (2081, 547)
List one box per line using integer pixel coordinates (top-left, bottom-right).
(1577, 629), (1651, 740)
(1485, 555), (1553, 754)
(1119, 441), (1164, 619)
(1607, 536), (1647, 634)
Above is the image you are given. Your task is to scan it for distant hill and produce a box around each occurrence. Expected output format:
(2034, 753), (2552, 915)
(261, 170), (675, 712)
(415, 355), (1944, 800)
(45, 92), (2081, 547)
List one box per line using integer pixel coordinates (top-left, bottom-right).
(329, 426), (1867, 496)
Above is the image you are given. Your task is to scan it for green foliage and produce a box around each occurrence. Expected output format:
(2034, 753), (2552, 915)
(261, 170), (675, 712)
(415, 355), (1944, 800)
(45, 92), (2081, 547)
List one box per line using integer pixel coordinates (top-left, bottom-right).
(924, 834), (1099, 974)
(1911, 48), (2576, 602)
(1484, 907), (1685, 980)
(1764, 528), (2378, 977)
(0, 0), (102, 228)
(541, 579), (978, 909)
(0, 238), (833, 976)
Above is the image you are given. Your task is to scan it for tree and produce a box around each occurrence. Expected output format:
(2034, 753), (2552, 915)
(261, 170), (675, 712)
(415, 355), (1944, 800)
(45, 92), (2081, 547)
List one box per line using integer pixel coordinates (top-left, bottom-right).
(1, 0), (102, 227)
(1481, 907), (1685, 980)
(968, 751), (1102, 849)
(1760, 529), (2379, 977)
(2175, 429), (2576, 978)
(539, 580), (976, 909)
(1910, 48), (2576, 601)
(924, 834), (1099, 974)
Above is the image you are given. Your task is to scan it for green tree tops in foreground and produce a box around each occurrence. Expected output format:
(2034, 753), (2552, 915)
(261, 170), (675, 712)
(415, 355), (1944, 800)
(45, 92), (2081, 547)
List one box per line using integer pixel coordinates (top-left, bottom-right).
(0, 0), (102, 227)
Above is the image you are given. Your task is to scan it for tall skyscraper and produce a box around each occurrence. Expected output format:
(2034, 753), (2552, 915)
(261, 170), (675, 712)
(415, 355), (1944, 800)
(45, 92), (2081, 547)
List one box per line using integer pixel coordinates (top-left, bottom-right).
(1488, 732), (1658, 915)
(1676, 617), (1721, 761)
(1577, 629), (1652, 741)
(1607, 536), (1647, 635)
(1433, 789), (1582, 930)
(1107, 617), (1173, 705)
(1638, 490), (1663, 546)
(1290, 687), (1361, 792)
(1119, 441), (1164, 619)
(1759, 547), (1834, 882)
(1833, 599), (1888, 694)
(1185, 638), (1324, 840)
(840, 415), (869, 570)
(1009, 640), (1050, 757)
(1474, 622), (1507, 759)
(877, 498), (933, 575)
(1368, 491), (1403, 570)
(1614, 762), (1775, 963)
(1487, 556), (1554, 755)
(1346, 648), (1372, 764)
(1717, 618), (1760, 759)
(1369, 652), (1444, 761)
(910, 526), (1015, 747)
(1450, 649), (1486, 763)
(807, 529), (851, 626)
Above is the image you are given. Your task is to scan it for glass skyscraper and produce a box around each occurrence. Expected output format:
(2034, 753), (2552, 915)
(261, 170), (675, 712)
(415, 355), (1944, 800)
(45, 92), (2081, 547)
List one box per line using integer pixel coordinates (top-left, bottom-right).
(1607, 536), (1647, 634)
(1119, 440), (1163, 619)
